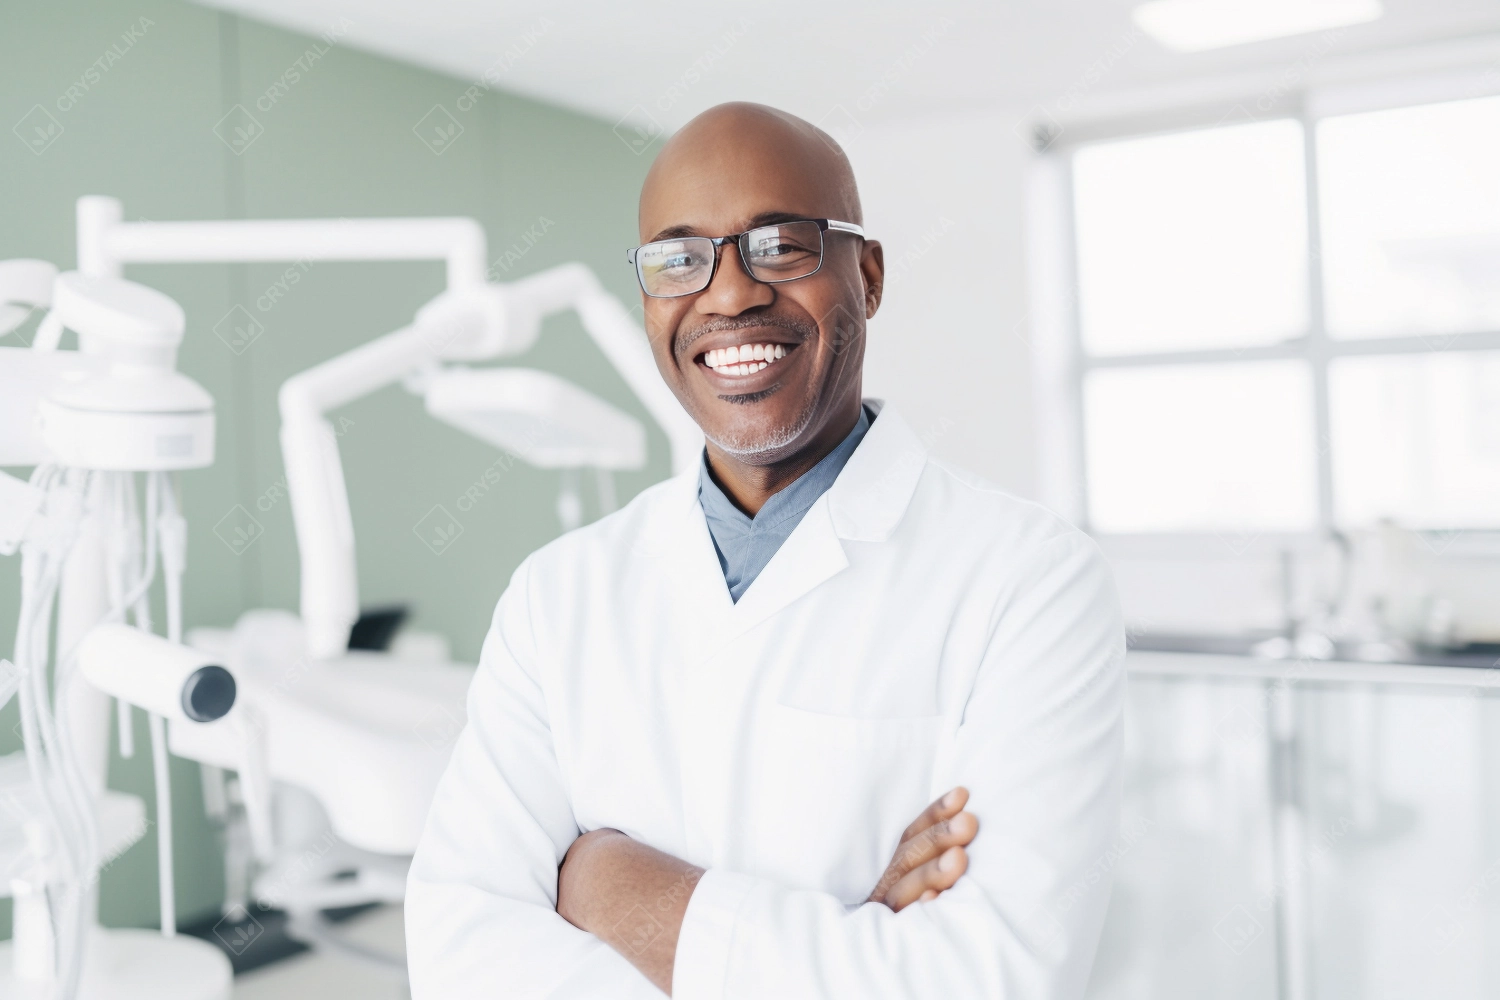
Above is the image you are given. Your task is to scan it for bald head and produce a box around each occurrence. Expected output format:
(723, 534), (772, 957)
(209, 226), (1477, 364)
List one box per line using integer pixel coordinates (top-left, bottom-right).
(640, 102), (862, 237)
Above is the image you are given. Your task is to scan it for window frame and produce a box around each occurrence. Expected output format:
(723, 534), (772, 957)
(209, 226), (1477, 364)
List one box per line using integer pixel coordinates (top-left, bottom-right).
(1036, 82), (1500, 553)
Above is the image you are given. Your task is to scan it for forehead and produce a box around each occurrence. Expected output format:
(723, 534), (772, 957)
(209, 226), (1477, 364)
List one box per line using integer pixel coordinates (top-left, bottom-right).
(639, 127), (849, 240)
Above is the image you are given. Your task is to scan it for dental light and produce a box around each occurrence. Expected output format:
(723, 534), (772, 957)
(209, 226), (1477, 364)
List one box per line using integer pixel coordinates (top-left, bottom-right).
(36, 272), (214, 471)
(420, 367), (647, 469)
(420, 365), (647, 534)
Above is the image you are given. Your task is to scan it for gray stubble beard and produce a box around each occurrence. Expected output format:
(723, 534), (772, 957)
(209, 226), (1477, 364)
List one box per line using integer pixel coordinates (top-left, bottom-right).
(701, 385), (821, 462)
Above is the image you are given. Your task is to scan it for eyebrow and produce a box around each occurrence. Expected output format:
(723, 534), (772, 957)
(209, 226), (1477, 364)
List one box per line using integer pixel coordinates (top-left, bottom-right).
(646, 211), (812, 243)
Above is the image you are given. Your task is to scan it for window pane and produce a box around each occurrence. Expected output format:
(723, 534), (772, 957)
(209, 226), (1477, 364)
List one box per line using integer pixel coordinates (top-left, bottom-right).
(1319, 95), (1500, 340)
(1073, 120), (1309, 356)
(1084, 361), (1317, 534)
(1329, 351), (1500, 529)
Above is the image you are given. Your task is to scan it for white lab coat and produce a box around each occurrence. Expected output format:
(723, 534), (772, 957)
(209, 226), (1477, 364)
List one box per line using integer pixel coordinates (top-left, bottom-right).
(406, 401), (1125, 999)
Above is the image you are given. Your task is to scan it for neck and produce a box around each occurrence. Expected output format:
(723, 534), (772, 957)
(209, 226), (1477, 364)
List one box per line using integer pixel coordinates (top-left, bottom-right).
(705, 394), (864, 517)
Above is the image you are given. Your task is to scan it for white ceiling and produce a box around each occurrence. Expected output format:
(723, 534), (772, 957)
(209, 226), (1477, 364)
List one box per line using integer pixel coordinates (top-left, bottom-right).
(192, 0), (1500, 132)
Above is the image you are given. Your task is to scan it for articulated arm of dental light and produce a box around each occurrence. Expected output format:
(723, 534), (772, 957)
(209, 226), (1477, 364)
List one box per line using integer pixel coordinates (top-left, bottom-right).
(281, 262), (701, 659)
(61, 197), (701, 658)
(279, 326), (428, 660)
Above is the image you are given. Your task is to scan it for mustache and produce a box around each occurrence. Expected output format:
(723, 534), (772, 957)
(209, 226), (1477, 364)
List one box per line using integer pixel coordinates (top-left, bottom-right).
(677, 312), (816, 357)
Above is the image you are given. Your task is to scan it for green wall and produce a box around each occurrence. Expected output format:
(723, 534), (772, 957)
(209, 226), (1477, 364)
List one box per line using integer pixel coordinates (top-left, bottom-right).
(1, 0), (663, 937)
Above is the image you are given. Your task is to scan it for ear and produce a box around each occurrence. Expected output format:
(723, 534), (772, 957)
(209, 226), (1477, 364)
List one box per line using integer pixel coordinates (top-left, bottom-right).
(859, 240), (885, 319)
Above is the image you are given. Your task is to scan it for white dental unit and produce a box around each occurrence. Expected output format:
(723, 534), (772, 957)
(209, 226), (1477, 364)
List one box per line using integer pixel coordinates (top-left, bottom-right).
(0, 196), (701, 997)
(0, 257), (237, 999)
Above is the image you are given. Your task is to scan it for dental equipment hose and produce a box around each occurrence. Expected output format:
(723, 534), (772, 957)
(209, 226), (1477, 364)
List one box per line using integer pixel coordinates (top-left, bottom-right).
(111, 476), (141, 762)
(14, 465), (94, 1000)
(153, 471), (186, 937)
(91, 470), (180, 936)
(15, 467), (186, 997)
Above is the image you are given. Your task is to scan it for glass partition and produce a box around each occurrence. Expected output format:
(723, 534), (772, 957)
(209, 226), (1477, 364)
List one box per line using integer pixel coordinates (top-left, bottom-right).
(1088, 671), (1500, 999)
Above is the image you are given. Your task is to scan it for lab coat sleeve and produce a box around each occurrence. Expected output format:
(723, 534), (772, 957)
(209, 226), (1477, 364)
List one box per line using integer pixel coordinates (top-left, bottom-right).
(672, 530), (1127, 1000)
(405, 557), (664, 999)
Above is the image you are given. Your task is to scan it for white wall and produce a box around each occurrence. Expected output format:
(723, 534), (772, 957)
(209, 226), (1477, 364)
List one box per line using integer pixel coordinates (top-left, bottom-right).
(843, 112), (1039, 497)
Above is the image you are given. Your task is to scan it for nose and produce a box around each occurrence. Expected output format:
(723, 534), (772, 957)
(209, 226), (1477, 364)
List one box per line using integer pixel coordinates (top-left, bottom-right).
(695, 242), (774, 317)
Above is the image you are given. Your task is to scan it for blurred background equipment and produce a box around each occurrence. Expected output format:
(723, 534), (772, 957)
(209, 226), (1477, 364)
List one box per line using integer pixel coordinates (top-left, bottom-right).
(0, 262), (233, 998)
(1, 195), (697, 996)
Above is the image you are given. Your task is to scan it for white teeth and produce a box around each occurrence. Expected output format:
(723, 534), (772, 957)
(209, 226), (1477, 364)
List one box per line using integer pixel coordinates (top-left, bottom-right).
(704, 343), (792, 375)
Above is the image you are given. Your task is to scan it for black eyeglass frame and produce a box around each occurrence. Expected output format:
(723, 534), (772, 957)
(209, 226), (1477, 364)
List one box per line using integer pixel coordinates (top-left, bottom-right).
(626, 218), (866, 298)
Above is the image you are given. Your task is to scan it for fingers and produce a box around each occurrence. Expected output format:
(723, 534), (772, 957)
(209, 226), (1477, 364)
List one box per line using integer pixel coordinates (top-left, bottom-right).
(883, 845), (969, 912)
(867, 810), (979, 902)
(865, 788), (978, 908)
(900, 786), (969, 843)
(904, 809), (978, 866)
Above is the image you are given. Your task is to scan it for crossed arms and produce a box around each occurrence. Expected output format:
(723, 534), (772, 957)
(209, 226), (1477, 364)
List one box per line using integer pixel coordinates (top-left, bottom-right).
(406, 532), (1125, 999)
(555, 787), (981, 992)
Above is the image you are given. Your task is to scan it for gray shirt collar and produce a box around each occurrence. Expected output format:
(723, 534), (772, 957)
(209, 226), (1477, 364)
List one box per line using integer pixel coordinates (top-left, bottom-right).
(698, 405), (873, 602)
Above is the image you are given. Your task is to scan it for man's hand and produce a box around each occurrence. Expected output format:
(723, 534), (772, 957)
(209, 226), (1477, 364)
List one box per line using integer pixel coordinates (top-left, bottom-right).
(866, 786), (979, 911)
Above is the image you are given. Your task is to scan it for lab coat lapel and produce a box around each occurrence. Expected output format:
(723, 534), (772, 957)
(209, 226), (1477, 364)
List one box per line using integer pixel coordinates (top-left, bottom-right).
(824, 401), (927, 544)
(634, 469), (734, 639)
(727, 497), (848, 635)
(725, 402), (927, 637)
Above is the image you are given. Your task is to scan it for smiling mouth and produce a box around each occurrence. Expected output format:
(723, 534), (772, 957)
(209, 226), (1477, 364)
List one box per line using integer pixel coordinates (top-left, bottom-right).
(697, 341), (796, 378)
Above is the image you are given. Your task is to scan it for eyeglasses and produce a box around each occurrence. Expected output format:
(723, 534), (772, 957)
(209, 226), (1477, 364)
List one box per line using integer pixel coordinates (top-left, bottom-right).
(626, 219), (865, 298)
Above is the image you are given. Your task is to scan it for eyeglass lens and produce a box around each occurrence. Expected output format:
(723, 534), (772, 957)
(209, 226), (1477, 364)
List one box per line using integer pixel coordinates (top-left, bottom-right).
(637, 221), (824, 297)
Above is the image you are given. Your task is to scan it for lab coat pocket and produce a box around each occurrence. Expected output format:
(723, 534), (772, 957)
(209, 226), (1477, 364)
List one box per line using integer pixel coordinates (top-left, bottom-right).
(749, 703), (944, 904)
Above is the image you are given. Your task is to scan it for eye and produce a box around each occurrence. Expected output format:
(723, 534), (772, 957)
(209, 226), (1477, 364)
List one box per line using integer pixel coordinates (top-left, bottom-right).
(745, 225), (820, 269)
(643, 240), (711, 271)
(749, 238), (817, 260)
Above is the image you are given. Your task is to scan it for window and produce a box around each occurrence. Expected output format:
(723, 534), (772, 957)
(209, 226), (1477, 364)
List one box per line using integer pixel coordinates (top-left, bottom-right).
(1329, 351), (1500, 529)
(1073, 119), (1308, 356)
(1084, 361), (1317, 535)
(1319, 96), (1500, 341)
(1060, 92), (1500, 538)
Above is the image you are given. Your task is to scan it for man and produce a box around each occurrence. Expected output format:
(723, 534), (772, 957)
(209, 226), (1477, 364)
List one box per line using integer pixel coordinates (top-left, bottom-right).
(406, 102), (1124, 999)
